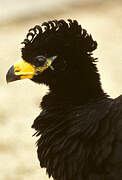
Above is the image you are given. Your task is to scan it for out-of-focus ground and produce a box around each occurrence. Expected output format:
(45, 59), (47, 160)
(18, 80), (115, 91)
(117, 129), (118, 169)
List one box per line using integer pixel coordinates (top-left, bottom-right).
(0, 0), (122, 179)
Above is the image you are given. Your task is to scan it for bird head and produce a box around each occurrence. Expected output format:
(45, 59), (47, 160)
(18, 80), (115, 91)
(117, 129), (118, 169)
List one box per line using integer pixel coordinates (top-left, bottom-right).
(6, 19), (98, 91)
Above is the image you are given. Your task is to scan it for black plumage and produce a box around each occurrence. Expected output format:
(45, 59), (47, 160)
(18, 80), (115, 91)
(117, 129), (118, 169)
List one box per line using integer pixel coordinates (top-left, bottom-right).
(11, 20), (122, 179)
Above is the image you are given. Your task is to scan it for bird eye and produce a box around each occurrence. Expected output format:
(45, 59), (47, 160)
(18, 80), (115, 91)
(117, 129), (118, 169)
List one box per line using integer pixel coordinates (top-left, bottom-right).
(35, 56), (46, 66)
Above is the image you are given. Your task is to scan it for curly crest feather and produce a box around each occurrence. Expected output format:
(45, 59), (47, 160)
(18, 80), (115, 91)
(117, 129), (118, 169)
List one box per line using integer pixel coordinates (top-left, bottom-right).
(21, 19), (97, 61)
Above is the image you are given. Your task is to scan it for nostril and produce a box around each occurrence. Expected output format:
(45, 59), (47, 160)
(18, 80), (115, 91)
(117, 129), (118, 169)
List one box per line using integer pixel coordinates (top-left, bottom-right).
(15, 70), (20, 72)
(14, 67), (20, 72)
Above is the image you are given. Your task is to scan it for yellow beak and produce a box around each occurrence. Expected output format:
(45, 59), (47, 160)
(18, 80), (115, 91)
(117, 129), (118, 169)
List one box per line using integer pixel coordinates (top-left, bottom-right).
(6, 56), (57, 83)
(14, 59), (35, 79)
(6, 59), (36, 83)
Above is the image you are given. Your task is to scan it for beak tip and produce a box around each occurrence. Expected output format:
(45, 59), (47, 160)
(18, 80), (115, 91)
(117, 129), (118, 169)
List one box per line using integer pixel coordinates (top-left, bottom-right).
(6, 65), (20, 83)
(6, 67), (11, 83)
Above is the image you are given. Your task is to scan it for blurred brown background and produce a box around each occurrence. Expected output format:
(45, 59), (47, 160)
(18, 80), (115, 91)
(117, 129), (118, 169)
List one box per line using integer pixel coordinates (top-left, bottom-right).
(0, 0), (122, 179)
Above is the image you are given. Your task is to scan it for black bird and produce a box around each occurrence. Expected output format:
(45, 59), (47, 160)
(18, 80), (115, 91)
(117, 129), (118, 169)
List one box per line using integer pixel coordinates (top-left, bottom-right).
(6, 19), (122, 180)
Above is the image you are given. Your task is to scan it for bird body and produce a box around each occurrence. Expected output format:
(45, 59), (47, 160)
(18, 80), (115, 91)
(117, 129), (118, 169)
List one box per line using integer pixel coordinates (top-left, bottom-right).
(32, 94), (122, 180)
(6, 19), (122, 180)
